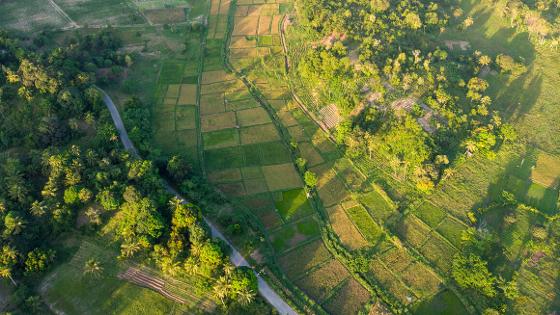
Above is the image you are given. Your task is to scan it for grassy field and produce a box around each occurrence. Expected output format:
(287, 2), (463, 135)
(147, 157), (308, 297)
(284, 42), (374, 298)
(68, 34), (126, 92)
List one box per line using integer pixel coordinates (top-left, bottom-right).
(41, 239), (214, 315)
(0, 0), (68, 31)
(55, 0), (145, 26)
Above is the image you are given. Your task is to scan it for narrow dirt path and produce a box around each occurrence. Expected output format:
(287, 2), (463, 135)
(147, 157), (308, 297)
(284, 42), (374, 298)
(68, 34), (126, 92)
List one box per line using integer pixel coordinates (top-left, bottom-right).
(47, 0), (79, 29)
(97, 88), (297, 315)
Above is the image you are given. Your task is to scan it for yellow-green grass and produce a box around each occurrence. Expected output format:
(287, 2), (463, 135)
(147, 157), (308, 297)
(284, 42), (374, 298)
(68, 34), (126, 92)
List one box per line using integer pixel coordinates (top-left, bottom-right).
(398, 262), (441, 299)
(418, 234), (457, 273)
(201, 81), (235, 95)
(397, 214), (432, 249)
(278, 240), (332, 278)
(226, 98), (260, 111)
(205, 147), (245, 170)
(0, 0), (68, 31)
(273, 188), (314, 221)
(327, 205), (368, 250)
(245, 141), (292, 165)
(230, 48), (259, 59)
(412, 202), (447, 228)
(316, 174), (351, 207)
(175, 129), (198, 148)
(175, 105), (197, 130)
(236, 107), (272, 126)
(240, 123), (280, 144)
(241, 166), (263, 179)
(159, 60), (185, 84)
(435, 216), (468, 248)
(177, 84), (197, 105)
(294, 260), (349, 302)
(412, 289), (468, 315)
(531, 152), (560, 188)
(515, 256), (560, 314)
(368, 260), (416, 305)
(200, 94), (226, 115)
(298, 142), (324, 167)
(262, 163), (303, 192)
(200, 111), (237, 132)
(41, 240), (211, 314)
(166, 84), (181, 98)
(344, 205), (384, 244)
(322, 279), (371, 315)
(202, 70), (235, 85)
(270, 216), (321, 252)
(277, 109), (299, 127)
(202, 128), (240, 149)
(207, 168), (243, 183)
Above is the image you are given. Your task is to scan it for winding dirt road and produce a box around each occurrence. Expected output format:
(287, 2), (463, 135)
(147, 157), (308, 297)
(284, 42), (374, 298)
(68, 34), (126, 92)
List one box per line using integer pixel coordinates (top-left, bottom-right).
(97, 88), (297, 315)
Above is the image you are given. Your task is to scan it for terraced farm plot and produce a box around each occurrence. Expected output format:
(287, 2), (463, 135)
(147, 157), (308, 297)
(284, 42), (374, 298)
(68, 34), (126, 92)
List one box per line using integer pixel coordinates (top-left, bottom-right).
(344, 204), (384, 244)
(294, 260), (349, 302)
(322, 279), (371, 315)
(200, 111), (237, 132)
(263, 163), (303, 191)
(270, 216), (320, 252)
(274, 188), (314, 221)
(327, 205), (368, 250)
(278, 240), (332, 278)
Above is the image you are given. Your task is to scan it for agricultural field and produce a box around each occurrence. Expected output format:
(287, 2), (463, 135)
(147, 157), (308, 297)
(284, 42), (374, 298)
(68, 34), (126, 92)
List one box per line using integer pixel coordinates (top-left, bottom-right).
(0, 0), (69, 31)
(41, 239), (215, 314)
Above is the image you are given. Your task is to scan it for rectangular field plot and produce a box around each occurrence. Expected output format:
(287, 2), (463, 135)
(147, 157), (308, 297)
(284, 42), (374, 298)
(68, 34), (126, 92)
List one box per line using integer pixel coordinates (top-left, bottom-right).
(226, 98), (259, 111)
(236, 107), (271, 126)
(202, 70), (235, 85)
(418, 235), (457, 273)
(397, 214), (432, 249)
(202, 128), (239, 149)
(316, 174), (351, 207)
(231, 36), (258, 48)
(412, 202), (447, 228)
(412, 289), (468, 315)
(240, 123), (280, 144)
(298, 143), (324, 168)
(207, 168), (243, 183)
(177, 84), (197, 105)
(243, 178), (269, 195)
(271, 216), (320, 253)
(435, 216), (467, 248)
(278, 240), (332, 279)
(263, 163), (303, 191)
(201, 111), (237, 132)
(368, 260), (416, 305)
(327, 206), (368, 250)
(531, 152), (560, 188)
(217, 182), (246, 196)
(232, 16), (259, 35)
(253, 207), (283, 229)
(344, 204), (384, 244)
(399, 262), (441, 299)
(0, 0), (68, 31)
(200, 93), (225, 115)
(160, 60), (185, 84)
(257, 15), (272, 34)
(274, 189), (314, 221)
(175, 105), (197, 130)
(56, 0), (143, 26)
(144, 8), (185, 24)
(294, 260), (349, 302)
(322, 279), (370, 315)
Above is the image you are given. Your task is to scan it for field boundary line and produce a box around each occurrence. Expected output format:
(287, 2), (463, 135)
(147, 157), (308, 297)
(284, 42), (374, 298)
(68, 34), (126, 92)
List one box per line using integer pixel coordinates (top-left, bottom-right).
(49, 0), (79, 28)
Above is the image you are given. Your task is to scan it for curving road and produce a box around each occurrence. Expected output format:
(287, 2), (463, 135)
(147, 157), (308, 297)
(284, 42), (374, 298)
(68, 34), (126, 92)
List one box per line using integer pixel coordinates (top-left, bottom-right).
(97, 88), (297, 315)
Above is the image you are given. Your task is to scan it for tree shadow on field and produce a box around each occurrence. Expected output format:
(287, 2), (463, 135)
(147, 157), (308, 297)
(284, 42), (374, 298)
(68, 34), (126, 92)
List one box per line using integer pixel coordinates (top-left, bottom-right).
(492, 70), (543, 122)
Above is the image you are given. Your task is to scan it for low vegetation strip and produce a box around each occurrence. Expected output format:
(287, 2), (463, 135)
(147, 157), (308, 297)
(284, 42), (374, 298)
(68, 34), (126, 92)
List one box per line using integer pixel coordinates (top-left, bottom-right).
(118, 267), (187, 304)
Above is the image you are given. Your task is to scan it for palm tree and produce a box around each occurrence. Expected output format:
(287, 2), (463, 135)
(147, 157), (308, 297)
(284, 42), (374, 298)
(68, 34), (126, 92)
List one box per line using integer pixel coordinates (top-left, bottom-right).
(223, 262), (235, 279)
(83, 259), (103, 278)
(85, 207), (101, 225)
(237, 288), (256, 306)
(213, 276), (230, 306)
(0, 246), (18, 285)
(120, 242), (141, 258)
(29, 201), (47, 217)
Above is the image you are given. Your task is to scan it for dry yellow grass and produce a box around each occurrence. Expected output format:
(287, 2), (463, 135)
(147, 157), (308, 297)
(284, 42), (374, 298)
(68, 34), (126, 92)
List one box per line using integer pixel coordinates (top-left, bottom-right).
(271, 15), (282, 34)
(230, 36), (257, 48)
(258, 15), (272, 35)
(201, 111), (237, 132)
(235, 5), (250, 16)
(144, 8), (185, 24)
(202, 70), (234, 85)
(200, 93), (226, 115)
(327, 206), (368, 250)
(210, 0), (221, 15)
(262, 163), (302, 191)
(295, 259), (350, 302)
(240, 123), (280, 144)
(177, 84), (197, 105)
(323, 279), (371, 315)
(531, 152), (560, 188)
(219, 0), (231, 14)
(166, 84), (181, 98)
(233, 16), (259, 35)
(236, 107), (271, 126)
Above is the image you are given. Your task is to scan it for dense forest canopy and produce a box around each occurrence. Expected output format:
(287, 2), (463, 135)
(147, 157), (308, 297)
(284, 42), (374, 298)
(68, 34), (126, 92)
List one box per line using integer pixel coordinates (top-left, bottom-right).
(0, 30), (260, 313)
(294, 0), (521, 191)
